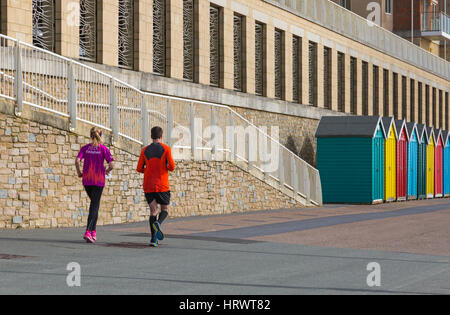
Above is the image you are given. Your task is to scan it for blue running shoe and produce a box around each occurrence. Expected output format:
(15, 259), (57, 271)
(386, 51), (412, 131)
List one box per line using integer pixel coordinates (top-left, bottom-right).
(150, 236), (158, 247)
(152, 221), (164, 241)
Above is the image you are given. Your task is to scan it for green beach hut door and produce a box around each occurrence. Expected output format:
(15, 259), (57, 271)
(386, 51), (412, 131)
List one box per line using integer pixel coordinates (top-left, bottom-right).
(373, 127), (384, 202)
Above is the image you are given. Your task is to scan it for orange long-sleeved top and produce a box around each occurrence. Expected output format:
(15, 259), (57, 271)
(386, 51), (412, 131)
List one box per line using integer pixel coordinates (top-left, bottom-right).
(136, 142), (175, 193)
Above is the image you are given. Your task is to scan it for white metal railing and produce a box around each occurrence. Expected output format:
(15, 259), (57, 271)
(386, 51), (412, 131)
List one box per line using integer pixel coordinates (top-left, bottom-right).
(265, 0), (450, 81)
(0, 33), (322, 205)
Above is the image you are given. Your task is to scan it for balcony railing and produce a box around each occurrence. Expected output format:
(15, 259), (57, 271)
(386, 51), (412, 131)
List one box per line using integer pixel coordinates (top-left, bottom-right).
(422, 11), (450, 35)
(264, 0), (450, 81)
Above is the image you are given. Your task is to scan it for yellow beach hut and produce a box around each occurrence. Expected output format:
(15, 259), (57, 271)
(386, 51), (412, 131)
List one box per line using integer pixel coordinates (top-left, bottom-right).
(425, 127), (435, 199)
(382, 117), (397, 201)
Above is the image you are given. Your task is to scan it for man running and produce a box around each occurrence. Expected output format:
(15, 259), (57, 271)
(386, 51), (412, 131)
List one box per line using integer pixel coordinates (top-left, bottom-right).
(137, 126), (175, 247)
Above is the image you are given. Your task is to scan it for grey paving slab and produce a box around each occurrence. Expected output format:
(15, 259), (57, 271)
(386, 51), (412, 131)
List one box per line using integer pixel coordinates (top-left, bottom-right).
(0, 226), (449, 295)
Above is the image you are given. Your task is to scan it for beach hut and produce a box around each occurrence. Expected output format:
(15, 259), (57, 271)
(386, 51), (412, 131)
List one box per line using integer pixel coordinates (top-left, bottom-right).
(315, 116), (386, 204)
(406, 122), (419, 199)
(382, 117), (397, 202)
(416, 124), (427, 199)
(443, 131), (450, 197)
(395, 119), (408, 201)
(426, 127), (435, 198)
(434, 128), (444, 198)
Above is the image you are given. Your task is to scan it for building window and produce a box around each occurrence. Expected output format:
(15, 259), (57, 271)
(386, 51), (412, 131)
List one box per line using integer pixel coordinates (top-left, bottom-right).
(393, 73), (398, 119)
(292, 35), (301, 103)
(425, 85), (430, 126)
(373, 66), (379, 115)
(79, 0), (97, 62)
(233, 14), (244, 92)
(339, 0), (351, 10)
(323, 47), (332, 110)
(362, 61), (368, 115)
(210, 5), (221, 87)
(383, 69), (389, 117)
(255, 22), (265, 96)
(410, 79), (415, 123)
(118, 0), (134, 69)
(274, 29), (283, 100)
(337, 52), (345, 112)
(402, 76), (407, 119)
(33, 0), (55, 51)
(385, 0), (392, 14)
(418, 82), (423, 124)
(183, 0), (194, 81)
(308, 41), (317, 107)
(432, 87), (436, 127)
(350, 57), (357, 114)
(153, 0), (166, 76)
(446, 92), (449, 130)
(439, 90), (443, 129)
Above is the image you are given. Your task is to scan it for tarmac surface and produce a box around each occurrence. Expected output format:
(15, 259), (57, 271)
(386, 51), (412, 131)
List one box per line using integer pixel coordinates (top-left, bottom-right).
(1, 198), (450, 295)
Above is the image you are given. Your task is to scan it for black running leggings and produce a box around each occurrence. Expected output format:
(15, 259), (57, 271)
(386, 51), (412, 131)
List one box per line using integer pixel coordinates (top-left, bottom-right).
(84, 186), (104, 231)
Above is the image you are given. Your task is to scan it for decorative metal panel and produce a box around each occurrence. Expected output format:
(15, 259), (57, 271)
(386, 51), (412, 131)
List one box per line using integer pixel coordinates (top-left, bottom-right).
(183, 0), (194, 81)
(323, 47), (331, 110)
(410, 79), (415, 123)
(425, 85), (430, 126)
(350, 57), (357, 114)
(439, 90), (443, 129)
(308, 41), (317, 106)
(32, 0), (55, 51)
(210, 6), (220, 87)
(255, 22), (264, 96)
(373, 66), (379, 115)
(418, 82), (423, 124)
(446, 92), (449, 131)
(292, 36), (301, 103)
(432, 87), (436, 127)
(393, 73), (398, 119)
(362, 61), (368, 115)
(337, 52), (345, 112)
(118, 0), (134, 69)
(79, 0), (97, 62)
(383, 69), (389, 117)
(233, 15), (243, 92)
(274, 29), (282, 99)
(402, 76), (407, 120)
(153, 0), (166, 75)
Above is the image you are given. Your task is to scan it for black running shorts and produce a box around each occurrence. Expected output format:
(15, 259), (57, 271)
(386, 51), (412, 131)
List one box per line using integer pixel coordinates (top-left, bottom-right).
(145, 191), (171, 206)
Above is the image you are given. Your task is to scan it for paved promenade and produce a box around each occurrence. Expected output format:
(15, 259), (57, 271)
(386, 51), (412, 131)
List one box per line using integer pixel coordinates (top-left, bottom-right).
(1, 199), (450, 294)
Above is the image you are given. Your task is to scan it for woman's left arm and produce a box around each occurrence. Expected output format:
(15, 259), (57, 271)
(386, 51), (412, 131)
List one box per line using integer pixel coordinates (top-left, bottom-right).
(106, 161), (114, 175)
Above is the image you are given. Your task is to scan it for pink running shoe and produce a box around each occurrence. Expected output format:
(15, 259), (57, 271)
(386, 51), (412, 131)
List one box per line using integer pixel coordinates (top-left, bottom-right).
(83, 230), (95, 243)
(91, 230), (97, 241)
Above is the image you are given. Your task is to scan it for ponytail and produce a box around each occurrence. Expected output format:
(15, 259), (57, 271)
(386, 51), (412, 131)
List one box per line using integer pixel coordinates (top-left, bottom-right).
(90, 127), (103, 147)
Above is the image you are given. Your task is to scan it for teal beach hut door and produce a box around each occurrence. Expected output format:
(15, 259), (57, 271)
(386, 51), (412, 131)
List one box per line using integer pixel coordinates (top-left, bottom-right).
(373, 126), (384, 201)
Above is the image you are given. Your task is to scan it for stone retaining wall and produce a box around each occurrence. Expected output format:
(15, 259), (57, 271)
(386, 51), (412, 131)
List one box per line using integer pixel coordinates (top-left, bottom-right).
(0, 100), (302, 229)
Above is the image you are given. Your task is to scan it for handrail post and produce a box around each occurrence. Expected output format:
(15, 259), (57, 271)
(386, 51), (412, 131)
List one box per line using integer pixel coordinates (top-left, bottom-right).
(304, 165), (311, 204)
(260, 131), (268, 180)
(278, 145), (285, 188)
(110, 78), (118, 144)
(190, 102), (196, 160)
(246, 127), (254, 170)
(67, 62), (77, 131)
(291, 154), (299, 196)
(210, 106), (216, 161)
(227, 111), (235, 162)
(166, 99), (173, 147)
(14, 40), (23, 116)
(141, 95), (148, 146)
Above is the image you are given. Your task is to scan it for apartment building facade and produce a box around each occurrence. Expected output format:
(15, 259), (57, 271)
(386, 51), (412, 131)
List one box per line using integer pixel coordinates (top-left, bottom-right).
(0, 0), (449, 132)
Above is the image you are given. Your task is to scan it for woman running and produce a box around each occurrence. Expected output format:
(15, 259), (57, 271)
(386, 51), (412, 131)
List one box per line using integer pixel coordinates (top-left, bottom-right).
(75, 127), (114, 243)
